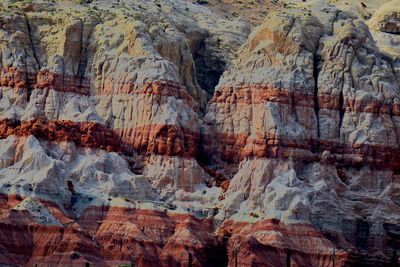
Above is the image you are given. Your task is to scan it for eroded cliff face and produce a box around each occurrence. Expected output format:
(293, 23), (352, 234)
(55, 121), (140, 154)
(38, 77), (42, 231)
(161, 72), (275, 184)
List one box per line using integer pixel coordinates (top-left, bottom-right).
(0, 0), (399, 266)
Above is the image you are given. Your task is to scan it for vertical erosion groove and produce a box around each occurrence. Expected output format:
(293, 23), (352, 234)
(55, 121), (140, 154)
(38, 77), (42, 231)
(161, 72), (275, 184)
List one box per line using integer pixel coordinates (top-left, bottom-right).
(313, 44), (321, 139)
(338, 89), (345, 137)
(77, 18), (85, 88)
(25, 15), (40, 70)
(24, 15), (40, 103)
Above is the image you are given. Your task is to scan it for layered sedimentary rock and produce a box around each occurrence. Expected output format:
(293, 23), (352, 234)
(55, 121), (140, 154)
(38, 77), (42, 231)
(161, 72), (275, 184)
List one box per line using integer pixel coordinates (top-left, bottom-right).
(0, 193), (227, 267)
(0, 1), (242, 265)
(0, 0), (400, 266)
(219, 219), (351, 267)
(202, 3), (400, 266)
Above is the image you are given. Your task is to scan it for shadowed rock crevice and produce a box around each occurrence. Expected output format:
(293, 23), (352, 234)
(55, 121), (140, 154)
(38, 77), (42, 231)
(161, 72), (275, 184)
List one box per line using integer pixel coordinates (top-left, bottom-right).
(24, 15), (40, 71)
(24, 15), (40, 103)
(338, 89), (345, 136)
(1, 0), (400, 266)
(313, 42), (321, 139)
(76, 18), (86, 88)
(204, 241), (229, 267)
(193, 39), (227, 97)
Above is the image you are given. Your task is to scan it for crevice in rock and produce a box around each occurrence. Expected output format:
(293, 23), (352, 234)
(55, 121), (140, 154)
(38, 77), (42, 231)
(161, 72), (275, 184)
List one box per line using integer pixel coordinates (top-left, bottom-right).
(204, 235), (229, 267)
(24, 15), (40, 103)
(355, 219), (370, 251)
(279, 17), (295, 53)
(328, 10), (339, 36)
(193, 39), (226, 97)
(313, 42), (321, 139)
(24, 15), (41, 70)
(77, 21), (98, 89)
(292, 91), (299, 122)
(77, 18), (85, 87)
(23, 48), (34, 103)
(338, 89), (345, 135)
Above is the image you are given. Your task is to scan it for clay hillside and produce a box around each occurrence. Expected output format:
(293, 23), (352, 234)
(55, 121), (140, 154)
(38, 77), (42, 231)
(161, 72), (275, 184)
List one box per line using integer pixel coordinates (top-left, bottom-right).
(0, 0), (399, 266)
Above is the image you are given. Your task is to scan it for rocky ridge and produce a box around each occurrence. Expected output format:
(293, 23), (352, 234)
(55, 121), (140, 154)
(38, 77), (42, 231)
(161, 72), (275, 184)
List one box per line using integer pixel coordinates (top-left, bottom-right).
(0, 0), (400, 266)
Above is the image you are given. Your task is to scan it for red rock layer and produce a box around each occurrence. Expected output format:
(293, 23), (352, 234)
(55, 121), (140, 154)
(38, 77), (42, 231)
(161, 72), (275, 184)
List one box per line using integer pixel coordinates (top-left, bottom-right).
(205, 84), (400, 171)
(202, 131), (400, 171)
(0, 67), (31, 90)
(0, 194), (226, 267)
(212, 84), (400, 115)
(212, 84), (314, 107)
(0, 67), (193, 102)
(36, 69), (194, 102)
(219, 219), (352, 267)
(117, 124), (198, 157)
(1, 117), (399, 171)
(3, 67), (395, 115)
(35, 69), (90, 95)
(0, 119), (198, 157)
(97, 79), (193, 102)
(0, 119), (121, 152)
(1, 194), (366, 267)
(0, 117), (399, 170)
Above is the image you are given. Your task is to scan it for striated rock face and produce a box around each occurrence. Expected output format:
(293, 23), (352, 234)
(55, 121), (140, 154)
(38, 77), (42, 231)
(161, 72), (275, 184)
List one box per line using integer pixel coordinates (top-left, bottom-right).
(0, 0), (400, 266)
(202, 3), (400, 266)
(0, 194), (227, 267)
(202, 11), (322, 165)
(220, 219), (351, 267)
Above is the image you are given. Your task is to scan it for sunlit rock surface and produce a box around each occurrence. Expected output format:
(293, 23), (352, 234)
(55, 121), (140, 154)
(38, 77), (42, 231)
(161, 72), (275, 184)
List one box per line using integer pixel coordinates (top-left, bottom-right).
(0, 0), (399, 266)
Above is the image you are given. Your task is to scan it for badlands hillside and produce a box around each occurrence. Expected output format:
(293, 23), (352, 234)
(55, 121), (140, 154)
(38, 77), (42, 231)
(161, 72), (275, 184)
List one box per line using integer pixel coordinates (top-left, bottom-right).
(0, 0), (399, 266)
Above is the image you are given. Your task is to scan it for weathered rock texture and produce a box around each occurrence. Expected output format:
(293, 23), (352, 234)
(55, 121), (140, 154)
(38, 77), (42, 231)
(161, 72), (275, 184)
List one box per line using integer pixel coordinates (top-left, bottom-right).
(202, 3), (400, 266)
(0, 0), (399, 266)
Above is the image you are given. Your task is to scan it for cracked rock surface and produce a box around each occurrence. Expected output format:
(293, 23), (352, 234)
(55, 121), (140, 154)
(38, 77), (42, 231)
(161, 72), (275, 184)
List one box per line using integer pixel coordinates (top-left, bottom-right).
(0, 0), (400, 266)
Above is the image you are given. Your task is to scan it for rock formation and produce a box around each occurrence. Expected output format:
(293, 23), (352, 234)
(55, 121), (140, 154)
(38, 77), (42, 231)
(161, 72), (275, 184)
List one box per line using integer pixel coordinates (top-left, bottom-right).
(0, 0), (399, 266)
